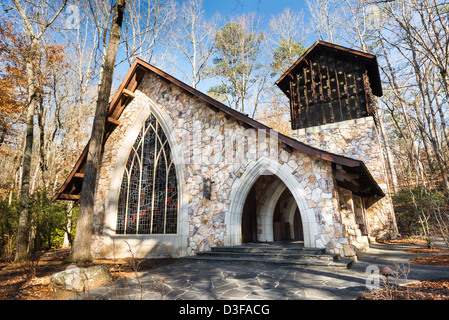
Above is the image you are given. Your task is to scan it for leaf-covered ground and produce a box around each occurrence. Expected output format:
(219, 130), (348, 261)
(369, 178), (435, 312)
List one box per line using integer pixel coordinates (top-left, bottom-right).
(0, 249), (178, 300)
(357, 278), (449, 300)
(358, 237), (449, 300)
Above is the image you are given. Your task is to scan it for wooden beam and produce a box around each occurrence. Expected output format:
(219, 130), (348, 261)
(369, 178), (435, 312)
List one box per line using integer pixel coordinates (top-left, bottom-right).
(289, 80), (297, 129)
(107, 117), (120, 126)
(302, 66), (311, 127)
(237, 120), (252, 129)
(309, 60), (320, 126)
(281, 141), (294, 153)
(59, 194), (81, 200)
(336, 180), (363, 194)
(74, 173), (84, 179)
(207, 103), (220, 113)
(295, 73), (302, 129)
(334, 170), (361, 186)
(325, 65), (335, 123)
(122, 88), (136, 98)
(315, 60), (326, 125)
(51, 143), (89, 201)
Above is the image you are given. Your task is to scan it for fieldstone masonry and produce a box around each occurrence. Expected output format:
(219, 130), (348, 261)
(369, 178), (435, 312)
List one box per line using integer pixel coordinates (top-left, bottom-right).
(86, 66), (396, 262)
(293, 117), (398, 248)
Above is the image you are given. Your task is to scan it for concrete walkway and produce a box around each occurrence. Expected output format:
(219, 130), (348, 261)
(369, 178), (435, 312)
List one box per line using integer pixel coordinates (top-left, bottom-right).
(71, 243), (449, 300)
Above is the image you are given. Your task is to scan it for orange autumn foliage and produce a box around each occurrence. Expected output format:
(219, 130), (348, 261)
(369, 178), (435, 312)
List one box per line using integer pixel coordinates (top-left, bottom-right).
(256, 103), (292, 137)
(0, 19), (67, 151)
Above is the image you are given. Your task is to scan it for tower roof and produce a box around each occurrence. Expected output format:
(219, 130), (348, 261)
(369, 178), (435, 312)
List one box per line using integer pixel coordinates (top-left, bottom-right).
(275, 40), (383, 97)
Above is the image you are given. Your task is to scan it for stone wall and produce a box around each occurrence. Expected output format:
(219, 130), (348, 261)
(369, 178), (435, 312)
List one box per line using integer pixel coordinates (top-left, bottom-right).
(293, 117), (398, 241)
(90, 71), (360, 259)
(337, 187), (370, 252)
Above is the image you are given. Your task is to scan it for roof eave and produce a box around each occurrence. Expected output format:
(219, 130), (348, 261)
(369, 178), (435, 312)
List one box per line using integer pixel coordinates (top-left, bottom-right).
(53, 58), (384, 201)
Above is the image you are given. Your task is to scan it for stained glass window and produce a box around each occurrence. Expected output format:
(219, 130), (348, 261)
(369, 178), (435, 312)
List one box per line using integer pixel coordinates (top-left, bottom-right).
(116, 113), (178, 234)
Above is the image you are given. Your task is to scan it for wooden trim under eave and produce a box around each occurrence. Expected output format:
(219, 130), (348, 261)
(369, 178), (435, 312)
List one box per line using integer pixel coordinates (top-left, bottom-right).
(107, 117), (120, 126)
(53, 65), (144, 201)
(59, 194), (81, 200)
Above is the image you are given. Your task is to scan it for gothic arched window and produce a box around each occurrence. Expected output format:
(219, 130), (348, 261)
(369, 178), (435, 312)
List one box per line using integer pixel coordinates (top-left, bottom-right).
(116, 113), (178, 234)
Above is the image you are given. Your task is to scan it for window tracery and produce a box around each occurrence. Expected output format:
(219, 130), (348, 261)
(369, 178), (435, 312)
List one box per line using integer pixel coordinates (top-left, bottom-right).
(116, 113), (178, 234)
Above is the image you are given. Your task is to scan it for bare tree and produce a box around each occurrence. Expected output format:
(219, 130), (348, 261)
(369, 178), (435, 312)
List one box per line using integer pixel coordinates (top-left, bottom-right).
(255, 8), (309, 135)
(381, 0), (449, 193)
(71, 0), (127, 263)
(168, 0), (217, 89)
(337, 0), (400, 193)
(8, 0), (67, 262)
(306, 0), (342, 43)
(120, 0), (176, 67)
(267, 7), (308, 75)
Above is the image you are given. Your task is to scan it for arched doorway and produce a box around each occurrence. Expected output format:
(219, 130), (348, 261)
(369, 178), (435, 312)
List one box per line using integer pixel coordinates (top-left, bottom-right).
(225, 156), (319, 248)
(240, 174), (304, 243)
(272, 188), (304, 242)
(241, 185), (257, 243)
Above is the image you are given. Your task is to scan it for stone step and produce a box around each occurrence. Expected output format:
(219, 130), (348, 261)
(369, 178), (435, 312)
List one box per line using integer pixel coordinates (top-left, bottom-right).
(197, 250), (336, 261)
(210, 245), (326, 255)
(184, 243), (353, 270)
(183, 254), (353, 270)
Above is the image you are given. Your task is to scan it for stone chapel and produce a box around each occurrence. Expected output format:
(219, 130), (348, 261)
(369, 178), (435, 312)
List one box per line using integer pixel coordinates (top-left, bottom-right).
(53, 40), (398, 260)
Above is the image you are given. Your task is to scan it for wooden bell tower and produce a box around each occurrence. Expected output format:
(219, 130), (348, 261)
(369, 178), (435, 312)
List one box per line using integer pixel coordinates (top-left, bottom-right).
(275, 40), (383, 131)
(276, 41), (398, 240)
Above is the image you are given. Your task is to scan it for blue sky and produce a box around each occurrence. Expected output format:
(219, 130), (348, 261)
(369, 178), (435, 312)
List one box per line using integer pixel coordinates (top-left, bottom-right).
(202, 0), (309, 19)
(113, 0), (314, 96)
(193, 1), (313, 94)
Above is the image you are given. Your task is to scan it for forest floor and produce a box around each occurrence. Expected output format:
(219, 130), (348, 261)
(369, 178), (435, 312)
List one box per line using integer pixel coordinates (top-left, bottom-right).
(0, 237), (448, 300)
(0, 249), (178, 300)
(357, 237), (449, 300)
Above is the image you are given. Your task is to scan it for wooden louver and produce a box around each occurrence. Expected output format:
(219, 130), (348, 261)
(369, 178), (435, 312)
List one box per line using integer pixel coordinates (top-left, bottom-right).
(276, 41), (382, 131)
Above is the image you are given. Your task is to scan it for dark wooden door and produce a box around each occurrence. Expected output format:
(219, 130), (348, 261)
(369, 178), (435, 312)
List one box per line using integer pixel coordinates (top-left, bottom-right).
(293, 208), (304, 241)
(273, 200), (291, 241)
(242, 187), (257, 243)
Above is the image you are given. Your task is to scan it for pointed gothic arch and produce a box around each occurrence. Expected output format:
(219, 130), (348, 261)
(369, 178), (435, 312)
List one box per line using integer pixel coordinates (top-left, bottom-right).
(116, 112), (178, 235)
(102, 94), (189, 257)
(225, 157), (320, 248)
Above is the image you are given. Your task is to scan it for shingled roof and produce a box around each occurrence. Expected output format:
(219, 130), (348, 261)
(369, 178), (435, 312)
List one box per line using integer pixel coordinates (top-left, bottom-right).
(52, 58), (384, 202)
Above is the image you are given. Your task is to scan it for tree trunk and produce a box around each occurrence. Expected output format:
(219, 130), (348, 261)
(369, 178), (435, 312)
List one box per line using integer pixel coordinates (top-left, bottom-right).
(37, 93), (47, 188)
(15, 39), (39, 262)
(71, 0), (127, 263)
(377, 30), (423, 187)
(62, 201), (74, 248)
(376, 107), (398, 194)
(12, 0), (67, 262)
